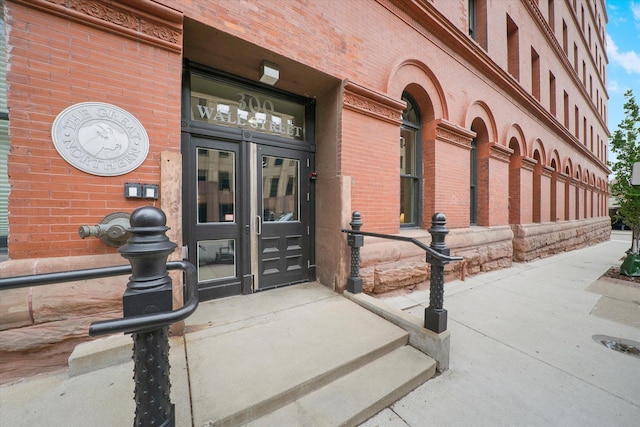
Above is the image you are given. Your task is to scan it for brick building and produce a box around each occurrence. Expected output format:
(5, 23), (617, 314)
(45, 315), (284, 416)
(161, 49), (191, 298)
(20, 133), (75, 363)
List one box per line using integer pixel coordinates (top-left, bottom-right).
(0, 0), (610, 379)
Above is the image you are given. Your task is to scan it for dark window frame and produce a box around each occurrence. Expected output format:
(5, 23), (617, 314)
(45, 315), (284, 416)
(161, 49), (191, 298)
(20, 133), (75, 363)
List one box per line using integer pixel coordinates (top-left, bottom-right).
(400, 93), (422, 228)
(470, 136), (478, 225)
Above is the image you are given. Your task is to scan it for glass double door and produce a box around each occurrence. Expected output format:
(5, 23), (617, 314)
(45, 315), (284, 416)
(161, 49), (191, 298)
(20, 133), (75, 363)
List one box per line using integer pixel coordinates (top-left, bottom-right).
(184, 135), (313, 301)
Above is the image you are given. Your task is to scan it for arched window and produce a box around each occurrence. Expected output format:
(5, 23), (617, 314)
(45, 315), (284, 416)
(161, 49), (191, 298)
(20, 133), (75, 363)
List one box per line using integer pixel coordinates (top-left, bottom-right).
(400, 93), (421, 227)
(470, 134), (478, 225)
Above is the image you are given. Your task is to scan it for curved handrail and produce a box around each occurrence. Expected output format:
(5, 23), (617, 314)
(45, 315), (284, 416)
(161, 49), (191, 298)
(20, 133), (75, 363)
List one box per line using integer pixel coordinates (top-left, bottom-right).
(0, 261), (199, 336)
(341, 229), (463, 262)
(89, 261), (199, 336)
(0, 264), (133, 291)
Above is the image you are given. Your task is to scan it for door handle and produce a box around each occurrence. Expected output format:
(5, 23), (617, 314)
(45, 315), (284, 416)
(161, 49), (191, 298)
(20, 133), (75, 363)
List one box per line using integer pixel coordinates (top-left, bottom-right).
(256, 215), (262, 235)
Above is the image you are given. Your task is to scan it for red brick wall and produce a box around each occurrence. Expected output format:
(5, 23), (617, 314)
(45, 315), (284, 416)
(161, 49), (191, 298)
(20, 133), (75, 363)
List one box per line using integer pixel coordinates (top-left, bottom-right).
(6, 2), (182, 259)
(540, 174), (551, 222)
(341, 109), (399, 234)
(488, 158), (510, 226)
(520, 167), (534, 224)
(433, 141), (470, 229)
(5, 0), (610, 256)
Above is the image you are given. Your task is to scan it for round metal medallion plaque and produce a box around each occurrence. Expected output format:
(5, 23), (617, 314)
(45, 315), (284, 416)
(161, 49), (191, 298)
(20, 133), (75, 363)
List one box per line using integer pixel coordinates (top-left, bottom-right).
(51, 102), (150, 176)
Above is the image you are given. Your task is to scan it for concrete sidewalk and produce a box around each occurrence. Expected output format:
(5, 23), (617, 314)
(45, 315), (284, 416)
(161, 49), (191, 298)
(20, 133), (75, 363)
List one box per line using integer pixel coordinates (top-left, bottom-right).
(1, 232), (638, 426)
(362, 230), (640, 427)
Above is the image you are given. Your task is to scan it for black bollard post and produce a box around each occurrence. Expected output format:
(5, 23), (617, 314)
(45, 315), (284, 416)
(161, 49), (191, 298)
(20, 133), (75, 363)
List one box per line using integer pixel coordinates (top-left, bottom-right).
(346, 211), (364, 293)
(424, 213), (451, 333)
(119, 206), (177, 427)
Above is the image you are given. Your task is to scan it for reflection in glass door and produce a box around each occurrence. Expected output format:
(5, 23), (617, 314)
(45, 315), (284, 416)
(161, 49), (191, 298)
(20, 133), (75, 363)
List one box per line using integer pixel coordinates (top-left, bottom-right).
(183, 136), (245, 300)
(197, 148), (236, 283)
(256, 146), (311, 290)
(261, 156), (298, 223)
(184, 136), (314, 300)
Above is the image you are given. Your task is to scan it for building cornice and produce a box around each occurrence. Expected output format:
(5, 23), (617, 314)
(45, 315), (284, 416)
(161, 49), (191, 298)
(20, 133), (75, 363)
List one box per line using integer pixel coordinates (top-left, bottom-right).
(489, 142), (513, 163)
(385, 0), (610, 176)
(13, 0), (183, 52)
(523, 0), (608, 126)
(343, 80), (405, 125)
(541, 165), (555, 177)
(433, 119), (475, 150)
(521, 157), (537, 171)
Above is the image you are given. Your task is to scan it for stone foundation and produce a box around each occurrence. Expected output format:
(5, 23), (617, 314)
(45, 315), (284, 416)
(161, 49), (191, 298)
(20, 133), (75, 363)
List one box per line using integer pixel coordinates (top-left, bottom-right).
(0, 253), (127, 384)
(359, 226), (514, 295)
(446, 226), (514, 277)
(358, 219), (611, 296)
(511, 217), (612, 262)
(0, 218), (613, 383)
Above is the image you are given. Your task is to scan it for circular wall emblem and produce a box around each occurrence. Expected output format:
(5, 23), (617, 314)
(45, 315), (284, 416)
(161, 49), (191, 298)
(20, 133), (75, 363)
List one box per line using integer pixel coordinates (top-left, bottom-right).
(51, 102), (150, 176)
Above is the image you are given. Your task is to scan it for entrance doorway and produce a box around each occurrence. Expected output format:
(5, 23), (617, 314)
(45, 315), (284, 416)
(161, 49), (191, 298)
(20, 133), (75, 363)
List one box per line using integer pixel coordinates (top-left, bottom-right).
(256, 145), (312, 290)
(182, 133), (315, 300)
(182, 66), (316, 300)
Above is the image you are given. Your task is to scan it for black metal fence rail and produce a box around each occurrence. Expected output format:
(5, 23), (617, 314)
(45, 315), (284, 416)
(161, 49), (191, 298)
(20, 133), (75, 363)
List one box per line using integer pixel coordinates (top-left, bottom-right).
(90, 261), (198, 336)
(0, 264), (133, 290)
(0, 207), (198, 427)
(342, 211), (463, 333)
(0, 261), (197, 336)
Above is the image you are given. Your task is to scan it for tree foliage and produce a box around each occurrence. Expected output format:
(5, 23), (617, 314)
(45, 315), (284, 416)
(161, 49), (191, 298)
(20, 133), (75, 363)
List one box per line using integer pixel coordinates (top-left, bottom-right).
(609, 89), (640, 259)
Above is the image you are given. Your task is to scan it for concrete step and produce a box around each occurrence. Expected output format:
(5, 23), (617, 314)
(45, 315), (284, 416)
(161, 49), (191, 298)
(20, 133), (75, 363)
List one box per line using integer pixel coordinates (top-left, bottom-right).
(186, 287), (416, 426)
(248, 345), (436, 427)
(18, 283), (440, 427)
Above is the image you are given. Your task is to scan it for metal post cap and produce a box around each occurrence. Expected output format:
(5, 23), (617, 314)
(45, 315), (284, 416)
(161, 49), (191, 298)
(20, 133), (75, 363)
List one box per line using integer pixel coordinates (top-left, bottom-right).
(119, 206), (176, 257)
(430, 212), (447, 229)
(350, 211), (363, 229)
(129, 205), (168, 230)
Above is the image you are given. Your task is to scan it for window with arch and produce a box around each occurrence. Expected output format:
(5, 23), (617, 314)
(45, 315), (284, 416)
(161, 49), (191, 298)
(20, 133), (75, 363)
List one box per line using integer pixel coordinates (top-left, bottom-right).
(470, 134), (478, 225)
(400, 93), (421, 227)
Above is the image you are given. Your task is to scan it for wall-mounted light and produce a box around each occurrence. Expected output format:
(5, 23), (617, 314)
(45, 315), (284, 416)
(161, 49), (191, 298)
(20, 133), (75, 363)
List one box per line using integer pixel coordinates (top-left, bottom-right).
(259, 61), (279, 85)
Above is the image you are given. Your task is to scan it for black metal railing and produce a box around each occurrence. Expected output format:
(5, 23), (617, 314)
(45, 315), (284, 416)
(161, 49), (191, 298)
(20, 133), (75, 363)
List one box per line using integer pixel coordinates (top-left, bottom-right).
(342, 211), (463, 333)
(0, 206), (199, 427)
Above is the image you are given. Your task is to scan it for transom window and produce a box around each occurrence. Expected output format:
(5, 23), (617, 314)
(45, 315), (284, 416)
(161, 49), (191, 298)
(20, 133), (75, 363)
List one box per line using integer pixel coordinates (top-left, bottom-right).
(400, 93), (421, 227)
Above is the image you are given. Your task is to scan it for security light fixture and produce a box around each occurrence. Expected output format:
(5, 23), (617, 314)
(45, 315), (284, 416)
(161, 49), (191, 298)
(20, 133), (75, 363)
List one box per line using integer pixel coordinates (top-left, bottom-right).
(259, 61), (279, 85)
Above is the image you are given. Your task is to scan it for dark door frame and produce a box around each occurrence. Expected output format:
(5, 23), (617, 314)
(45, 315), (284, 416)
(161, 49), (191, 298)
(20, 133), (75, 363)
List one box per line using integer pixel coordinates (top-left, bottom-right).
(181, 62), (316, 301)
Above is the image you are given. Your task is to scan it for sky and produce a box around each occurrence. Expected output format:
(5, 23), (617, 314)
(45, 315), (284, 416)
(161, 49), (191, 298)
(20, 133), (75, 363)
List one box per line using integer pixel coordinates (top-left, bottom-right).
(606, 1), (640, 161)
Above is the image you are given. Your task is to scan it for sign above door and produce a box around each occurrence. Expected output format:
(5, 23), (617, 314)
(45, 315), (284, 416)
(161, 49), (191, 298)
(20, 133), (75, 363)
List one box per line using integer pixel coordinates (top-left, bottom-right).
(190, 73), (306, 141)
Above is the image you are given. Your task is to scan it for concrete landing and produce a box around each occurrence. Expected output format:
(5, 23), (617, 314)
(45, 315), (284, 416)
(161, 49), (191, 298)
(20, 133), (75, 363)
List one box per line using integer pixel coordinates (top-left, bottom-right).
(186, 283), (434, 426)
(0, 282), (436, 427)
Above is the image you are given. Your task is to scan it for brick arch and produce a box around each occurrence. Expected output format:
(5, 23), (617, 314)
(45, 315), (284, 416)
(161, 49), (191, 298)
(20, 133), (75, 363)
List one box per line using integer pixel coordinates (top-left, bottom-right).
(386, 58), (448, 121)
(584, 170), (594, 218)
(531, 138), (546, 166)
(563, 158), (574, 178)
(549, 152), (562, 222)
(531, 140), (546, 223)
(563, 158), (575, 221)
(465, 101), (498, 143)
(573, 165), (583, 220)
(597, 176), (604, 216)
(507, 124), (527, 225)
(549, 150), (561, 171)
(469, 116), (491, 226)
(505, 123), (527, 155)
